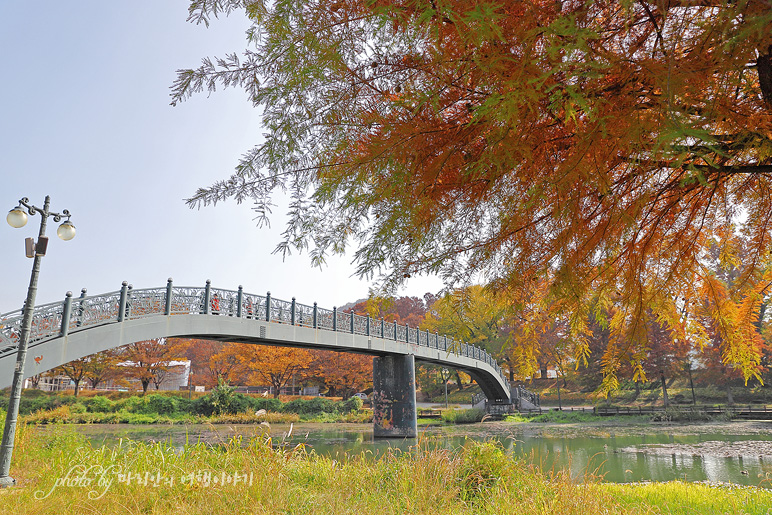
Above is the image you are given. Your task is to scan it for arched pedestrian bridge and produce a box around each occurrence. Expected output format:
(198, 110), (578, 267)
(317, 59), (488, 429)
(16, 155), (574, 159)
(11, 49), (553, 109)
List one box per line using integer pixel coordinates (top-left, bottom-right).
(0, 279), (511, 437)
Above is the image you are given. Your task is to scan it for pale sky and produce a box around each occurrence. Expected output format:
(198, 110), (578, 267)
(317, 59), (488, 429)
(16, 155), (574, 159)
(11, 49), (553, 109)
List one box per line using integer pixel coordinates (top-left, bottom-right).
(0, 2), (442, 314)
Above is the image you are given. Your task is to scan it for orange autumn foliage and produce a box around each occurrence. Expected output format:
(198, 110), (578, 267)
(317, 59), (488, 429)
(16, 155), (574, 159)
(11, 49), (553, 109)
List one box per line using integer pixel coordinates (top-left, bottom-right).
(177, 0), (772, 382)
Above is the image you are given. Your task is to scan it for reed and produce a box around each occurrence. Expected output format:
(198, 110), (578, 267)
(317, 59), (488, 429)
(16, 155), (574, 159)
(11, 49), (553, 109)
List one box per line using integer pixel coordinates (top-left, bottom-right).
(1, 421), (770, 515)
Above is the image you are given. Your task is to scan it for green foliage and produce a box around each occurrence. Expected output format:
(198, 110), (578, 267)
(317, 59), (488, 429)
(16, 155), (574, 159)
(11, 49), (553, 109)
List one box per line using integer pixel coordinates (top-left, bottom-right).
(84, 396), (115, 413)
(441, 408), (485, 424)
(6, 420), (772, 513)
(208, 381), (237, 415)
(340, 396), (363, 413)
(0, 394), (79, 415)
(282, 397), (339, 415)
(458, 442), (509, 502)
(145, 395), (180, 416)
(247, 397), (283, 412)
(12, 388), (367, 424)
(526, 410), (599, 424)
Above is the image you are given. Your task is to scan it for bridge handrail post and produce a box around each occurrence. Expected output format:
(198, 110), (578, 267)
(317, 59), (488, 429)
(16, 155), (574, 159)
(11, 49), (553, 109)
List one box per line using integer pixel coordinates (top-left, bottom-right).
(381, 317), (384, 338)
(125, 285), (133, 319)
(265, 292), (271, 322)
(350, 311), (354, 334)
(77, 288), (87, 327)
(60, 291), (73, 337)
(394, 320), (398, 341)
(405, 323), (409, 343)
(366, 314), (370, 336)
(237, 286), (243, 318)
(203, 280), (211, 315)
(118, 281), (128, 322)
(291, 298), (296, 325)
(313, 302), (317, 328)
(332, 307), (337, 331)
(164, 278), (173, 316)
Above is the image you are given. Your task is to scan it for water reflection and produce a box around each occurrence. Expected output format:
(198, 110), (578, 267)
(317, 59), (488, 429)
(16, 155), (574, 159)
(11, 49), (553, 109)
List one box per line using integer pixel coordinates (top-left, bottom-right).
(69, 423), (772, 488)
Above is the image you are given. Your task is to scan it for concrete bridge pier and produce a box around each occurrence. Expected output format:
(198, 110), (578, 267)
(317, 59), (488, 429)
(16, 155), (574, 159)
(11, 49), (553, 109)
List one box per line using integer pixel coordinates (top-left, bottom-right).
(372, 355), (417, 438)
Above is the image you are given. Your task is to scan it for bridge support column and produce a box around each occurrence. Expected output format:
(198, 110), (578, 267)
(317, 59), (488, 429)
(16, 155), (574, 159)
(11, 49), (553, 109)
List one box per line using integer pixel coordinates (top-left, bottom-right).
(372, 355), (417, 438)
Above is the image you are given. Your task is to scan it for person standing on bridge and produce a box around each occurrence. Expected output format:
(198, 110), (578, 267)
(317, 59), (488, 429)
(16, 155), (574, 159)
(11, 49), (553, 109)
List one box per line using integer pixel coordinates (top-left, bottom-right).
(211, 293), (220, 315)
(245, 297), (253, 319)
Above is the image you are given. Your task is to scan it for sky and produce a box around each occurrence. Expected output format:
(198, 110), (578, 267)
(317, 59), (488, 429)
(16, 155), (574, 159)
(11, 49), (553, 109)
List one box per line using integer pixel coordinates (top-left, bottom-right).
(0, 1), (443, 314)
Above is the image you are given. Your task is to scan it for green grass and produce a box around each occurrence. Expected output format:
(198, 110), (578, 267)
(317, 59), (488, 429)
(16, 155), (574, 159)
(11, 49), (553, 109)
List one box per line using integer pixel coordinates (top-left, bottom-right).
(602, 481), (772, 515)
(2, 421), (771, 514)
(441, 408), (486, 424)
(10, 390), (369, 426)
(20, 405), (372, 425)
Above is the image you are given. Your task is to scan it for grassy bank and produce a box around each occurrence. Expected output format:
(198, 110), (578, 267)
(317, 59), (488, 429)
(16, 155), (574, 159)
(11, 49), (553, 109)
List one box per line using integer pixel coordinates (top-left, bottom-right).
(1, 421), (770, 515)
(5, 388), (370, 425)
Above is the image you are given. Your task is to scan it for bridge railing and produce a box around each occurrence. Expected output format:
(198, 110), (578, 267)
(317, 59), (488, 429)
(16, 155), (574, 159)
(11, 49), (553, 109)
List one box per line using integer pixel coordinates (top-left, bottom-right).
(0, 279), (508, 385)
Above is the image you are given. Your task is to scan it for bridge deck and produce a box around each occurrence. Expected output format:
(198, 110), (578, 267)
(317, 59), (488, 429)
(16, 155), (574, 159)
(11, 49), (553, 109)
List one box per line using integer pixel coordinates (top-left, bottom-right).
(0, 281), (511, 402)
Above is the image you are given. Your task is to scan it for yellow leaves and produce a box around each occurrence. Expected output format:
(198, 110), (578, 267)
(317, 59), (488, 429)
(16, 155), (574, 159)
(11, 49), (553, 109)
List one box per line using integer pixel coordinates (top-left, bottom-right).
(698, 272), (766, 385)
(573, 339), (590, 370)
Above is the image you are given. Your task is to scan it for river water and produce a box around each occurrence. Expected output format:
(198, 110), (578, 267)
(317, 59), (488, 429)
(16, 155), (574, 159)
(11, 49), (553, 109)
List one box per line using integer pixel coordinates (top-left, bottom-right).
(64, 420), (772, 488)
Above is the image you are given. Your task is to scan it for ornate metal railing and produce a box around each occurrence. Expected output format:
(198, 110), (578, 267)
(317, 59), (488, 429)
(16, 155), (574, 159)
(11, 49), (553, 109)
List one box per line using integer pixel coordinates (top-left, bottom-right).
(0, 279), (508, 385)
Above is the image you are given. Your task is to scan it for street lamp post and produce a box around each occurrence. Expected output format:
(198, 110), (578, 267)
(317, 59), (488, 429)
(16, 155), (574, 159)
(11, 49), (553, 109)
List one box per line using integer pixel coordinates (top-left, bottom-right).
(442, 368), (450, 409)
(0, 196), (75, 488)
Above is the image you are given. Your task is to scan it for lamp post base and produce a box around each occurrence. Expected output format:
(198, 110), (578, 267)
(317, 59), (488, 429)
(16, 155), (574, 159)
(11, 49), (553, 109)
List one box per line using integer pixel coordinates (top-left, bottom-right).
(0, 475), (17, 488)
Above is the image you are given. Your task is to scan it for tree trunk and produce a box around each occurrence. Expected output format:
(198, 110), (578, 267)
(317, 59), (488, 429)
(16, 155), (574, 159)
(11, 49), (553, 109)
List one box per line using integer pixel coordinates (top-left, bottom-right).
(660, 372), (669, 408)
(758, 50), (772, 109)
(73, 379), (81, 397)
(454, 370), (464, 391)
(141, 380), (151, 395)
(633, 380), (641, 401)
(556, 380), (562, 410)
(688, 367), (696, 405)
(29, 375), (41, 389)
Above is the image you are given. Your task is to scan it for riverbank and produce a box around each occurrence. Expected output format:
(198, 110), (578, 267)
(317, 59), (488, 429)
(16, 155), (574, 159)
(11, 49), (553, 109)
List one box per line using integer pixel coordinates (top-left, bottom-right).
(2, 422), (771, 515)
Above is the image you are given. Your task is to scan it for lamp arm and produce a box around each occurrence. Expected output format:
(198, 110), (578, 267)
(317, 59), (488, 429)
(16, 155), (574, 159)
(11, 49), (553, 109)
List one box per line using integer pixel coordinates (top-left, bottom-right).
(16, 198), (71, 221)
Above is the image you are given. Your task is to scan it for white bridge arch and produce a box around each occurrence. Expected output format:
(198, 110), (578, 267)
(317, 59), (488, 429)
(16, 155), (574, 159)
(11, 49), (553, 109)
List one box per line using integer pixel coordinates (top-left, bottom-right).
(0, 280), (511, 403)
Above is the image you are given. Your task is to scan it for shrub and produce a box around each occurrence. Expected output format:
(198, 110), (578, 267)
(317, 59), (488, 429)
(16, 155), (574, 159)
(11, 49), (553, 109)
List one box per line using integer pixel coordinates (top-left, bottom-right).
(341, 396), (363, 413)
(528, 410), (598, 423)
(146, 395), (179, 416)
(442, 408), (485, 424)
(246, 397), (283, 413)
(282, 397), (338, 415)
(191, 385), (252, 416)
(457, 442), (509, 501)
(84, 396), (115, 413)
(69, 403), (87, 414)
(117, 396), (147, 414)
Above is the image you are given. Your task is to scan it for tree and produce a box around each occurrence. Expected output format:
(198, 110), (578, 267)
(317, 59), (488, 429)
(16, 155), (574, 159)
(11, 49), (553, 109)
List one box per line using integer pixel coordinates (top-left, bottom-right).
(57, 359), (88, 397)
(639, 314), (690, 408)
(120, 339), (185, 394)
(309, 350), (372, 398)
(234, 343), (312, 398)
(83, 350), (123, 390)
(423, 285), (507, 389)
(174, 0), (772, 383)
(689, 234), (771, 399)
(176, 338), (244, 388)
